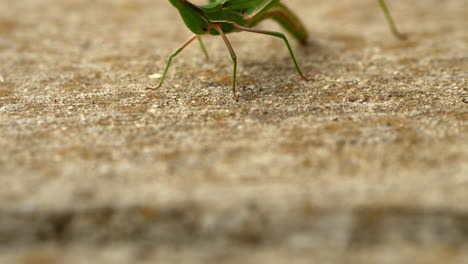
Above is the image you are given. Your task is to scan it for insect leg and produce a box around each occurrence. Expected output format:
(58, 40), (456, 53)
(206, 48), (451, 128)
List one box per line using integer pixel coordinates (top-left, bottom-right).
(377, 0), (406, 40)
(146, 34), (198, 91)
(232, 24), (308, 81)
(213, 24), (239, 101)
(198, 37), (210, 60)
(244, 0), (277, 21)
(248, 3), (309, 45)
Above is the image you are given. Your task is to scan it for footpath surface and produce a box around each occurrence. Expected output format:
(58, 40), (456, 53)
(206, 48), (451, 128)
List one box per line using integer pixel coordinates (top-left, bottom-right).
(1, 0), (467, 263)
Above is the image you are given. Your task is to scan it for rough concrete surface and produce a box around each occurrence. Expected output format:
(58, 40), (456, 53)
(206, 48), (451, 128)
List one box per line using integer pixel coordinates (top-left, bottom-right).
(0, 0), (467, 262)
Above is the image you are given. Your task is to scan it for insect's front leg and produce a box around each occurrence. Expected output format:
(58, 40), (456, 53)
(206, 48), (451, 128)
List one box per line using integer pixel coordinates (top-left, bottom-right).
(198, 37), (210, 60)
(377, 0), (406, 40)
(146, 34), (198, 91)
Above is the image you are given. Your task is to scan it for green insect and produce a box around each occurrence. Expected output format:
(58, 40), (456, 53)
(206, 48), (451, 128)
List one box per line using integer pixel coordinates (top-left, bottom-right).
(147, 0), (404, 101)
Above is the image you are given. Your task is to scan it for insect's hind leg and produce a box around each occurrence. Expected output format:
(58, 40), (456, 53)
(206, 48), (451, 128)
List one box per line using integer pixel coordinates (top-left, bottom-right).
(233, 24), (308, 81)
(213, 24), (238, 101)
(146, 34), (198, 91)
(249, 3), (309, 45)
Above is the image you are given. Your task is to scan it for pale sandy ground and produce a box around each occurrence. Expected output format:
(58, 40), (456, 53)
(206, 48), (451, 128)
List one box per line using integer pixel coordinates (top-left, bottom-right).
(0, 0), (467, 263)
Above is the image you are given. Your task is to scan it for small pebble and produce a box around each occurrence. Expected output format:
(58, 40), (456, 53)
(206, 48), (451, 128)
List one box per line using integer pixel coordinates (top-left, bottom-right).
(148, 73), (162, 79)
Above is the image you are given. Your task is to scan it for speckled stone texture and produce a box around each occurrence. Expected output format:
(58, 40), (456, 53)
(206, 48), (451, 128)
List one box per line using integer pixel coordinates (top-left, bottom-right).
(0, 0), (467, 263)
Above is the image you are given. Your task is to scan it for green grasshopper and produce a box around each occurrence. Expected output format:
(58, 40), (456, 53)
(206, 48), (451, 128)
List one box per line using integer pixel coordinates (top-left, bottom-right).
(147, 0), (404, 101)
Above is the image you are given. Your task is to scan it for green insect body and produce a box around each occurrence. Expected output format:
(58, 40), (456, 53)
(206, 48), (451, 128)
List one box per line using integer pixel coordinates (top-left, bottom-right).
(147, 0), (404, 101)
